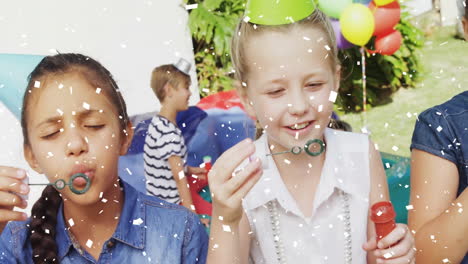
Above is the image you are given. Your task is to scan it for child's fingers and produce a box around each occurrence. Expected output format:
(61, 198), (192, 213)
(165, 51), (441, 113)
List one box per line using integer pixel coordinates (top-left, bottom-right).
(362, 236), (378, 251)
(378, 224), (408, 249)
(0, 176), (29, 195)
(210, 139), (255, 182)
(224, 158), (261, 195)
(0, 167), (26, 180)
(0, 191), (27, 208)
(0, 209), (27, 222)
(376, 247), (415, 264)
(374, 234), (413, 260)
(228, 167), (262, 204)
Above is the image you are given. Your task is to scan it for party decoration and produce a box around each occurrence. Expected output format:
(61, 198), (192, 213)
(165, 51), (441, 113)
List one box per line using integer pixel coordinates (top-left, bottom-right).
(331, 19), (354, 49)
(353, 0), (372, 5)
(318, 0), (352, 19)
(245, 0), (316, 25)
(340, 4), (375, 46)
(369, 0), (401, 36)
(374, 0), (395, 6)
(0, 54), (44, 119)
(374, 30), (402, 55)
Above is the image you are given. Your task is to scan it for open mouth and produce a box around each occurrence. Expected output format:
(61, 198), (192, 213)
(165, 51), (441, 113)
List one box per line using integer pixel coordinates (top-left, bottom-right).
(287, 121), (313, 130)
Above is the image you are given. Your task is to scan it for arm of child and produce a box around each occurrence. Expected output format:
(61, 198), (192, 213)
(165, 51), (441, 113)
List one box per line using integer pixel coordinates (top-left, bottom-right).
(0, 166), (29, 233)
(363, 140), (415, 264)
(207, 139), (262, 264)
(167, 156), (196, 214)
(408, 149), (468, 263)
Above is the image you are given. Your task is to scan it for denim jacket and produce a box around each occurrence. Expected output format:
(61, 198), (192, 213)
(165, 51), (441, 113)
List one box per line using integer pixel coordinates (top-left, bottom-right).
(0, 180), (208, 263)
(411, 91), (467, 263)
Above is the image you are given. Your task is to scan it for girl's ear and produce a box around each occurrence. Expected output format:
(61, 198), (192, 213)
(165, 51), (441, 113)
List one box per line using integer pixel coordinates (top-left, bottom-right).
(235, 81), (257, 119)
(24, 144), (44, 174)
(119, 121), (134, 156)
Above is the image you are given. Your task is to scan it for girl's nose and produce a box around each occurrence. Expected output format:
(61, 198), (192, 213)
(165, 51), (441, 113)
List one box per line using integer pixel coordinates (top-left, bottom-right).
(65, 128), (88, 157)
(287, 90), (309, 116)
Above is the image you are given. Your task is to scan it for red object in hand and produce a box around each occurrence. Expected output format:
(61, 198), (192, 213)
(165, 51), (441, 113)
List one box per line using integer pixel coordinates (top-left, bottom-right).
(203, 156), (212, 172)
(370, 201), (396, 241)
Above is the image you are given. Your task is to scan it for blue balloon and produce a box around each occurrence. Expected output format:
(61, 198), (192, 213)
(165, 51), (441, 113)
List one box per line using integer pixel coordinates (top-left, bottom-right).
(0, 53), (44, 119)
(353, 0), (371, 5)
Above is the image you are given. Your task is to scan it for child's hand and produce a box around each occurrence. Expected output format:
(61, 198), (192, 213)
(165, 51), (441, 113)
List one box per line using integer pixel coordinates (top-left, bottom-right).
(0, 166), (29, 227)
(208, 139), (262, 224)
(200, 218), (210, 228)
(187, 166), (207, 181)
(363, 223), (415, 264)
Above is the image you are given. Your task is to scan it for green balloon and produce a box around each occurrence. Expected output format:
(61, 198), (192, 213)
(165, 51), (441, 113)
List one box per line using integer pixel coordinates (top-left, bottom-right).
(245, 0), (316, 25)
(318, 0), (353, 18)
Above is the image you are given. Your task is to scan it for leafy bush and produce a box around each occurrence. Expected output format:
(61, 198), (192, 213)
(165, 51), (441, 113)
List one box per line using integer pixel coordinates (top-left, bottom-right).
(187, 1), (424, 112)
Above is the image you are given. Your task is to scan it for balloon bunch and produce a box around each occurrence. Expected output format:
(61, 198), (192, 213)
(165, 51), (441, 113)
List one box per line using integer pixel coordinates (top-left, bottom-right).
(319, 0), (402, 56)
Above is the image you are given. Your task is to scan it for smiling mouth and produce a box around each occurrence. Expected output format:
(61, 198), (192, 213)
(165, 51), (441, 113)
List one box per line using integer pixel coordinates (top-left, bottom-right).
(287, 121), (311, 130)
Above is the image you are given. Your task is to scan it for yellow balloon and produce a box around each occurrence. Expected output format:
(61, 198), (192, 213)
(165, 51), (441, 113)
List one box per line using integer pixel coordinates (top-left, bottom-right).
(340, 4), (375, 46)
(375, 0), (395, 6)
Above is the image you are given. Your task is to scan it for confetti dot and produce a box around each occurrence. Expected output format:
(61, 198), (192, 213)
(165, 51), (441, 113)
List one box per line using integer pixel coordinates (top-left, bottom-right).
(86, 239), (93, 248)
(376, 210), (383, 216)
(222, 225), (231, 232)
(96, 88), (101, 94)
(133, 218), (144, 225)
(392, 146), (399, 152)
(68, 218), (75, 227)
(303, 36), (310, 41)
(178, 171), (185, 180)
(318, 104), (323, 112)
(82, 102), (90, 110)
(328, 91), (338, 103)
(406, 205), (414, 210)
(243, 16), (250, 22)
(437, 126), (443, 132)
(44, 229), (50, 234)
(442, 258), (450, 263)
(185, 3), (198, 10)
(56, 109), (63, 115)
(284, 159), (291, 165)
(383, 252), (393, 259)
(34, 81), (41, 88)
(102, 198), (108, 203)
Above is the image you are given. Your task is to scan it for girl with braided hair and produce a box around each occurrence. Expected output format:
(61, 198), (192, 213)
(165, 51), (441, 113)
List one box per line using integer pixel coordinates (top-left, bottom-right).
(0, 53), (207, 263)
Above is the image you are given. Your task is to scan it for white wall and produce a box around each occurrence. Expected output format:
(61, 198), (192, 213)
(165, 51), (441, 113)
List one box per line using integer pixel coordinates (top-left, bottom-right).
(403, 0), (433, 16)
(0, 0), (199, 116)
(0, 0), (198, 214)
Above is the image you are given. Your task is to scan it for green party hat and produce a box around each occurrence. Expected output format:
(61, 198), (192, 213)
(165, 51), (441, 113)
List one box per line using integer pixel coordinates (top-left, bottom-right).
(245, 0), (316, 25)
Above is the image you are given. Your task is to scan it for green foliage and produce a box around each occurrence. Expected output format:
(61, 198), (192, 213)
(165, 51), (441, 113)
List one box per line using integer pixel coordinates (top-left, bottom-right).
(188, 1), (424, 111)
(336, 11), (424, 112)
(187, 0), (244, 96)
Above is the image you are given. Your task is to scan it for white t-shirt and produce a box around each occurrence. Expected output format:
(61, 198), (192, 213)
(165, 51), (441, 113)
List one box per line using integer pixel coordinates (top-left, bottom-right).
(243, 128), (371, 264)
(143, 115), (187, 204)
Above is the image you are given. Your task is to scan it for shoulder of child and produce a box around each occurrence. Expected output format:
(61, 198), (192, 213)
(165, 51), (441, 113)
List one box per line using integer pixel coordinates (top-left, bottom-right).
(0, 219), (31, 261)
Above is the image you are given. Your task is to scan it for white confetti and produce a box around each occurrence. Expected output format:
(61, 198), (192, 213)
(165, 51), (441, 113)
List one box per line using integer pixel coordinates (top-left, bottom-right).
(218, 216), (224, 221)
(47, 152), (54, 157)
(222, 225), (231, 232)
(56, 109), (63, 115)
(406, 112), (412, 118)
(96, 87), (101, 94)
(284, 159), (291, 165)
(243, 16), (251, 22)
(34, 81), (41, 88)
(126, 168), (132, 175)
(406, 205), (414, 210)
(392, 146), (399, 152)
(82, 102), (90, 110)
(44, 228), (50, 234)
(437, 126), (443, 132)
(383, 252), (393, 259)
(324, 45), (331, 51)
(68, 218), (75, 227)
(86, 239), (93, 248)
(328, 91), (337, 102)
(185, 3), (198, 10)
(102, 198), (108, 203)
(99, 192), (103, 199)
(315, 125), (320, 129)
(303, 36), (310, 41)
(318, 104), (323, 112)
(442, 258), (450, 263)
(376, 210), (383, 216)
(133, 218), (144, 225)
(178, 171), (185, 180)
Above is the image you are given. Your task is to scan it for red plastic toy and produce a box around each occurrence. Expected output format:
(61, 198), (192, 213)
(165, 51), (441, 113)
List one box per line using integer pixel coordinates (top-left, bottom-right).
(370, 201), (396, 241)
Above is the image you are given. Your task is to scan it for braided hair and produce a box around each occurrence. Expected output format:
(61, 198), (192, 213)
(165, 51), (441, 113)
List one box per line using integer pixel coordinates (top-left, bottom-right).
(21, 53), (129, 263)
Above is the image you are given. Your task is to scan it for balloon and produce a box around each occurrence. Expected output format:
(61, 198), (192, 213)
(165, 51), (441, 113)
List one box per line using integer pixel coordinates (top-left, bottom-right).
(374, 0), (395, 6)
(245, 0), (316, 25)
(340, 4), (375, 46)
(374, 30), (402, 55)
(353, 0), (371, 5)
(318, 0), (353, 19)
(331, 19), (354, 49)
(369, 0), (401, 36)
(0, 54), (45, 119)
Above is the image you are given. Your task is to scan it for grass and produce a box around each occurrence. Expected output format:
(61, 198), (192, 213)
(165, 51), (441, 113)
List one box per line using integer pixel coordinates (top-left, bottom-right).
(340, 28), (468, 157)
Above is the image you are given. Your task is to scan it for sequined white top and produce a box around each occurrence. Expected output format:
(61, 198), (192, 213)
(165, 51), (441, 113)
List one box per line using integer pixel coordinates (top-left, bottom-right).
(242, 128), (371, 264)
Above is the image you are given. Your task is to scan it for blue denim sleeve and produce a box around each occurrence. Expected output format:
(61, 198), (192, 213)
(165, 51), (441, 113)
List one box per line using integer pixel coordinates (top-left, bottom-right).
(182, 212), (208, 264)
(411, 108), (458, 164)
(0, 223), (20, 263)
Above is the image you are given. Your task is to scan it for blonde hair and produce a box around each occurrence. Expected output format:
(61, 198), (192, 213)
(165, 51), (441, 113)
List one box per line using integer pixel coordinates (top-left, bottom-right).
(150, 64), (190, 102)
(231, 9), (339, 85)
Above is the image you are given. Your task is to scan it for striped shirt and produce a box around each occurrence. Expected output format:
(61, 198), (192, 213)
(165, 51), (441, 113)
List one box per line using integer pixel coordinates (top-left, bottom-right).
(143, 115), (187, 204)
